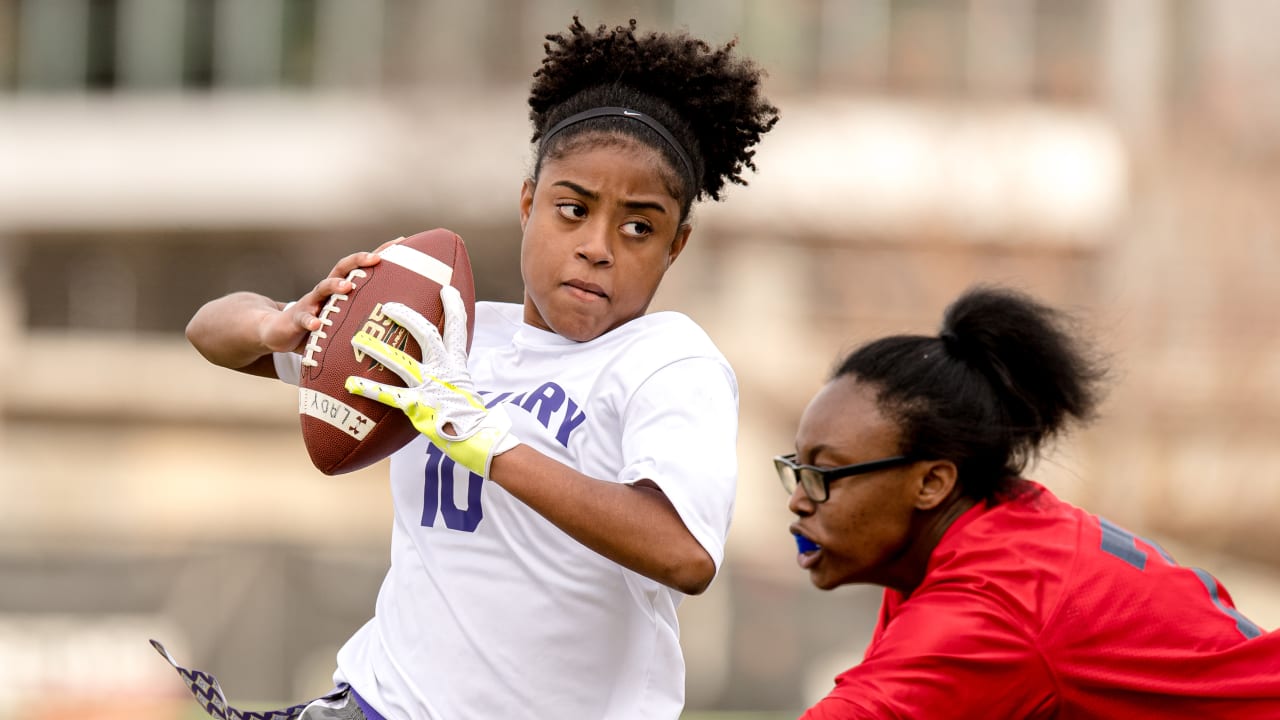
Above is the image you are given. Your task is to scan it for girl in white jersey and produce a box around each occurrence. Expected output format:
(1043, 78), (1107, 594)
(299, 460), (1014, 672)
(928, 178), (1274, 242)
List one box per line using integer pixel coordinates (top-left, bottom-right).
(174, 16), (778, 720)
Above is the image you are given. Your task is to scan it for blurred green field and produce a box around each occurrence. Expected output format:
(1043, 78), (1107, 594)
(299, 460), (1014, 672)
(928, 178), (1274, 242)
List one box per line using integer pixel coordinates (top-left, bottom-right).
(686, 707), (793, 712)
(174, 708), (798, 720)
(175, 709), (797, 720)
(7, 704), (801, 720)
(172, 707), (788, 712)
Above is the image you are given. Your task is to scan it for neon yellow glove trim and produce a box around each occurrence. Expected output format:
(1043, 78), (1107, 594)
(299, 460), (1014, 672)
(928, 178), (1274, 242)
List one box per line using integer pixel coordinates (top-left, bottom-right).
(344, 291), (521, 477)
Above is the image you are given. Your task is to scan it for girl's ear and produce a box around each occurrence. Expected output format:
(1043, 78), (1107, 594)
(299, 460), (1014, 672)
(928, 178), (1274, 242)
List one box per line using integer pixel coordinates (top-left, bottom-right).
(667, 224), (692, 268)
(915, 460), (958, 511)
(519, 179), (536, 230)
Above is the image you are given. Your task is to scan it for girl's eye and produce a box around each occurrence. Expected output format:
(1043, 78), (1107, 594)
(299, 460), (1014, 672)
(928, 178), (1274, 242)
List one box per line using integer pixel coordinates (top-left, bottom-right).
(621, 220), (653, 237)
(556, 202), (586, 220)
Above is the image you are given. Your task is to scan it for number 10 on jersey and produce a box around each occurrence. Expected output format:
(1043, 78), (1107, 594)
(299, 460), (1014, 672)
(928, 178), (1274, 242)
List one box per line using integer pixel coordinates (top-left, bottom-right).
(422, 443), (485, 532)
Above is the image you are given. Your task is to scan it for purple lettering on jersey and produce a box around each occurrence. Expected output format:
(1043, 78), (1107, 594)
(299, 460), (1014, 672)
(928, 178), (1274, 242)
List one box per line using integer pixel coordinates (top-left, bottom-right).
(483, 391), (514, 408)
(478, 383), (589, 448)
(422, 442), (485, 532)
(555, 398), (587, 448)
(522, 382), (567, 426)
(437, 454), (485, 532)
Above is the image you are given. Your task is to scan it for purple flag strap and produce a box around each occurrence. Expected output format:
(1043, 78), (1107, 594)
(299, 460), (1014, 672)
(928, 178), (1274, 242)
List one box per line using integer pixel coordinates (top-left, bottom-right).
(150, 639), (346, 720)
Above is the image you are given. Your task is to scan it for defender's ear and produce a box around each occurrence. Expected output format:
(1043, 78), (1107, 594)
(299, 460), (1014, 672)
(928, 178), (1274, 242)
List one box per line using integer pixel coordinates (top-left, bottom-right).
(915, 460), (958, 511)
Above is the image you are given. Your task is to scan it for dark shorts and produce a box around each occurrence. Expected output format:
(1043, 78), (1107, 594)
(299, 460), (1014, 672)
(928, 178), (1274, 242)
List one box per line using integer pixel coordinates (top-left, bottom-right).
(296, 688), (372, 720)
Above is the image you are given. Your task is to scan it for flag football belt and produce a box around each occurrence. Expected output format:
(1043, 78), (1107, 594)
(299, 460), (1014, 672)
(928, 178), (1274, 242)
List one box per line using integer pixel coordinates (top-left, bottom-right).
(151, 639), (387, 720)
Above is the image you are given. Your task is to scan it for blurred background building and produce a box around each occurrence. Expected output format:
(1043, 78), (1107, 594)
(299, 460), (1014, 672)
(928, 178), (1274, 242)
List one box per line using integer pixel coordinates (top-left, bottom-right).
(1, 0), (1279, 718)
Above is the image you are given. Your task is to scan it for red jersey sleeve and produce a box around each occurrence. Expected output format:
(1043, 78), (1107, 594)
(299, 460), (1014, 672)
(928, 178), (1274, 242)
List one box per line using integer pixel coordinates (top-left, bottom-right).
(801, 586), (1058, 719)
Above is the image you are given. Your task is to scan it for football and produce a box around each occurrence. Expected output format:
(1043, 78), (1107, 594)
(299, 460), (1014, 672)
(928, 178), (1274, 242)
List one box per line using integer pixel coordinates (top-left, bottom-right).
(298, 228), (476, 475)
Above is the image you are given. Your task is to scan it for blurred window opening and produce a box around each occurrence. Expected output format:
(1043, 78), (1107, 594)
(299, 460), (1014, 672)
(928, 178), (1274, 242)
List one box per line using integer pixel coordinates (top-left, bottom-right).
(14, 227), (524, 334)
(0, 0), (1111, 105)
(182, 0), (216, 89)
(18, 233), (311, 333)
(85, 0), (118, 90)
(1031, 0), (1100, 104)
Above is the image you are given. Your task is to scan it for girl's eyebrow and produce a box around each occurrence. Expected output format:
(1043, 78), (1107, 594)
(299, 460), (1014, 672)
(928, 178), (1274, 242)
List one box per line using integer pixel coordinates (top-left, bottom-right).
(552, 179), (669, 214)
(552, 179), (597, 199)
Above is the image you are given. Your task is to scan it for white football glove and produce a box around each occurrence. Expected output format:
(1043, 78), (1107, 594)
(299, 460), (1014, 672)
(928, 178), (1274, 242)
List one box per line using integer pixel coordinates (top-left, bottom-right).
(344, 286), (519, 478)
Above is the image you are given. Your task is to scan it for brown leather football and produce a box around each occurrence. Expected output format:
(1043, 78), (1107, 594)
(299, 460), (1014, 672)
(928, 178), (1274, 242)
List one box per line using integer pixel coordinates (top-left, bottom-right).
(298, 228), (476, 475)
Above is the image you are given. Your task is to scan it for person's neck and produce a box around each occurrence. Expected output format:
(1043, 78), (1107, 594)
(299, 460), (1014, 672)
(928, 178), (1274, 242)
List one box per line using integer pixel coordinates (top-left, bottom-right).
(883, 492), (977, 596)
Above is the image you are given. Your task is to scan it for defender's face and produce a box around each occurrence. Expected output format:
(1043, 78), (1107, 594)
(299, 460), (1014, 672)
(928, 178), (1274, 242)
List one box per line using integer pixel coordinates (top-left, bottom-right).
(787, 377), (923, 590)
(519, 139), (690, 343)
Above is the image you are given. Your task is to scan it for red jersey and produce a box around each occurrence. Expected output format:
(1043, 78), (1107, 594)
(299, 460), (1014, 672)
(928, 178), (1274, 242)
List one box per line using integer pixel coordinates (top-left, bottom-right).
(802, 481), (1280, 719)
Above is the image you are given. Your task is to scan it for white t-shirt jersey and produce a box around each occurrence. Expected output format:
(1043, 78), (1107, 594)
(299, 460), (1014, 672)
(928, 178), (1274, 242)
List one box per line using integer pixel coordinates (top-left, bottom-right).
(276, 302), (739, 719)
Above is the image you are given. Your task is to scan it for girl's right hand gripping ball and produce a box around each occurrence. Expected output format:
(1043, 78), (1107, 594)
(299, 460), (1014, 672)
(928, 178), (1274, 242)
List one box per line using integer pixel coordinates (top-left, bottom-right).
(298, 228), (477, 475)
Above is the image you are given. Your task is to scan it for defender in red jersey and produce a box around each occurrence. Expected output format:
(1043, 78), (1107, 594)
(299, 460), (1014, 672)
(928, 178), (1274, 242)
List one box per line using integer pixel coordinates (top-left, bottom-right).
(777, 286), (1280, 719)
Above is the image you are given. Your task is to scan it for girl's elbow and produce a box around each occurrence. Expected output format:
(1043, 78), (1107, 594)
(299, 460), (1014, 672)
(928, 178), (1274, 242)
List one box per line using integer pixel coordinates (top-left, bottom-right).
(669, 552), (716, 596)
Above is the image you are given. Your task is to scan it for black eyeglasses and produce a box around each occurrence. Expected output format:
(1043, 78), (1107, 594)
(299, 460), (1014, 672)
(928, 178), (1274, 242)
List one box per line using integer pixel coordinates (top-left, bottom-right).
(774, 453), (918, 503)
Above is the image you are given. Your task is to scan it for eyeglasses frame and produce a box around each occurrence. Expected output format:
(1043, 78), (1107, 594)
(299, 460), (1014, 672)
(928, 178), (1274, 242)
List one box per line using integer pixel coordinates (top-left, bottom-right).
(774, 453), (918, 503)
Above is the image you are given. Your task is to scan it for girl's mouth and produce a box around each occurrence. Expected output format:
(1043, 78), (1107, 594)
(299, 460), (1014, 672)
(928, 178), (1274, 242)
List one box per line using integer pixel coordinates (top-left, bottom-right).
(564, 280), (607, 298)
(793, 533), (822, 569)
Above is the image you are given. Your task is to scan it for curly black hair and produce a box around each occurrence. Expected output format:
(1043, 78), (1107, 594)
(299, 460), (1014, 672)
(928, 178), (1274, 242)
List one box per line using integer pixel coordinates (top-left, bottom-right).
(528, 17), (779, 219)
(834, 286), (1109, 503)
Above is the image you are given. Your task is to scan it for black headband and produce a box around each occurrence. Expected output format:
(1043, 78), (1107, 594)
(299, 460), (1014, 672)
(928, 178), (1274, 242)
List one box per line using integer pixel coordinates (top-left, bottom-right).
(540, 106), (695, 182)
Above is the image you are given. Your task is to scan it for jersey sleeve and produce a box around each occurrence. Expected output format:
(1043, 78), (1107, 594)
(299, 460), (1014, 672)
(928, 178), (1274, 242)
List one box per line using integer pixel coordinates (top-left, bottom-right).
(802, 590), (1056, 719)
(615, 356), (738, 572)
(274, 351), (302, 386)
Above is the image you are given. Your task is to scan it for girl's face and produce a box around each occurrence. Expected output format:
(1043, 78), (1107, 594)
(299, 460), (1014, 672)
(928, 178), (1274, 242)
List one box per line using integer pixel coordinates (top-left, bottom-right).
(787, 376), (927, 590)
(519, 138), (690, 342)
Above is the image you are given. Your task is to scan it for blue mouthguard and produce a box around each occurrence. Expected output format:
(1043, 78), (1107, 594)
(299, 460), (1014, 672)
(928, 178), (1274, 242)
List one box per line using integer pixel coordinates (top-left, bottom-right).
(793, 534), (821, 554)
